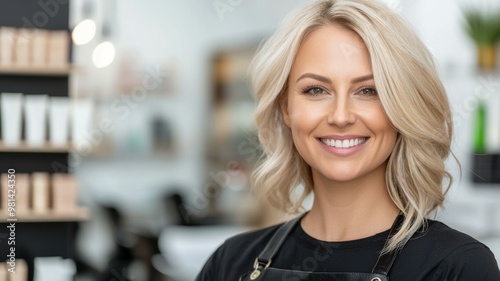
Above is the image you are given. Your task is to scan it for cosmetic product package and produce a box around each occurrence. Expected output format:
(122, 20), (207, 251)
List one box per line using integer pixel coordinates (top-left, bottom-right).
(34, 257), (76, 281)
(485, 92), (500, 153)
(31, 29), (49, 67)
(0, 173), (29, 216)
(51, 173), (77, 213)
(0, 262), (7, 281)
(0, 27), (16, 66)
(0, 93), (24, 146)
(49, 97), (70, 146)
(47, 30), (69, 67)
(16, 173), (31, 215)
(9, 259), (27, 281)
(31, 172), (50, 213)
(0, 174), (9, 212)
(25, 95), (48, 147)
(474, 102), (486, 154)
(15, 28), (32, 67)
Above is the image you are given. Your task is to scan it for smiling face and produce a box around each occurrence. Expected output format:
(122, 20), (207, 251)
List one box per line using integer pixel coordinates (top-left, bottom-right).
(281, 24), (397, 184)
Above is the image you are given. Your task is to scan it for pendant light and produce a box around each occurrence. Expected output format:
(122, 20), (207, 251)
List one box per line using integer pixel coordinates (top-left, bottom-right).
(92, 0), (116, 68)
(72, 0), (96, 45)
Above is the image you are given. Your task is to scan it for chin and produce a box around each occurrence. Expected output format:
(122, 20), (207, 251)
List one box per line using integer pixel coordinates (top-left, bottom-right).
(326, 175), (361, 183)
(320, 170), (363, 183)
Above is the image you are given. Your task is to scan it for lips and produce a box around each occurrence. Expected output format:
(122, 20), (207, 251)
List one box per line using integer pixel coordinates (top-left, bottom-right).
(317, 135), (370, 157)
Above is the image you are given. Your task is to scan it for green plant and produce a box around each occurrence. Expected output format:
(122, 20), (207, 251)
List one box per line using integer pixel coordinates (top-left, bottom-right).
(464, 10), (500, 46)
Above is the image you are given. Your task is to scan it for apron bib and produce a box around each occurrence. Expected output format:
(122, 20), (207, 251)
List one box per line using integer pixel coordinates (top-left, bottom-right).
(240, 213), (405, 281)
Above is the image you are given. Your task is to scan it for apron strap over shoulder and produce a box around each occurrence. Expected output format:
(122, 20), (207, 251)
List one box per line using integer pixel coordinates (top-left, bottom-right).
(249, 215), (304, 280)
(254, 214), (304, 266)
(371, 213), (406, 275)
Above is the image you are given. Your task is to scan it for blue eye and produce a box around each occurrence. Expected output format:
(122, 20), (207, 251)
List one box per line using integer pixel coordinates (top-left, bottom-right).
(359, 87), (377, 96)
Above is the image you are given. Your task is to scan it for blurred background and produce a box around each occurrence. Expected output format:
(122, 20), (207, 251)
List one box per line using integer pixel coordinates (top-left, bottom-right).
(0, 0), (500, 280)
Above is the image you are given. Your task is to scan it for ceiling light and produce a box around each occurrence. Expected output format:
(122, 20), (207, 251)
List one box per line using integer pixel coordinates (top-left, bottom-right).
(92, 41), (115, 68)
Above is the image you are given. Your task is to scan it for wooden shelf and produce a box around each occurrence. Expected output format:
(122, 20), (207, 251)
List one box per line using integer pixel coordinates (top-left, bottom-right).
(0, 208), (90, 222)
(0, 141), (73, 153)
(0, 64), (73, 76)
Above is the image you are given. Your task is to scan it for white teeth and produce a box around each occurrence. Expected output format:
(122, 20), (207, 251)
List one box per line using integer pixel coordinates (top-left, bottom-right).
(321, 137), (367, 148)
(342, 140), (349, 148)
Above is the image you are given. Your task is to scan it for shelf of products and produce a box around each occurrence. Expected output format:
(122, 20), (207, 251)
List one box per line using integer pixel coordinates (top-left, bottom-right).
(0, 2), (83, 281)
(0, 172), (87, 220)
(0, 65), (73, 76)
(0, 26), (69, 72)
(0, 141), (73, 153)
(0, 208), (90, 222)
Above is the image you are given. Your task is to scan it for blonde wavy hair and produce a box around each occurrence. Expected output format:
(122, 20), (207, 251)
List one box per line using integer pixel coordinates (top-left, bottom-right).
(250, 0), (454, 252)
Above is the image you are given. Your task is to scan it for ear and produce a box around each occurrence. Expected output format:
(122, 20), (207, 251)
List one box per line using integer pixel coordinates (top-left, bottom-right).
(279, 93), (291, 128)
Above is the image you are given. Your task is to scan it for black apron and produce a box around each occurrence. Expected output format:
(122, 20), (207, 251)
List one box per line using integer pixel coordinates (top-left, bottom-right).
(239, 213), (405, 281)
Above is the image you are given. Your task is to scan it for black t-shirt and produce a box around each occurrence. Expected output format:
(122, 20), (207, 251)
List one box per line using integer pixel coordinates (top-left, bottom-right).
(196, 218), (500, 281)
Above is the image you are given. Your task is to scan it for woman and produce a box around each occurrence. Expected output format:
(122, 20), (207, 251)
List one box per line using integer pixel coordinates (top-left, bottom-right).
(197, 0), (500, 280)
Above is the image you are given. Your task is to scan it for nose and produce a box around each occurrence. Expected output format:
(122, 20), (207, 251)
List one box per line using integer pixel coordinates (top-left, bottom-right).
(326, 95), (356, 128)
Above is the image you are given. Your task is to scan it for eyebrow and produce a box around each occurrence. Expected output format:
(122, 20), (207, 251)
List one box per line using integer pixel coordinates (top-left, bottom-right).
(296, 73), (332, 83)
(352, 74), (374, 83)
(296, 73), (374, 84)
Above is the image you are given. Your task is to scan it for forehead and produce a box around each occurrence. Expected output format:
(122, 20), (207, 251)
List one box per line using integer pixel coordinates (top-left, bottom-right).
(290, 25), (372, 80)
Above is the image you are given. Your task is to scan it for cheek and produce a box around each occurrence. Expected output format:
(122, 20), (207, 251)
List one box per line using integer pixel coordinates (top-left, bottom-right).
(356, 104), (397, 139)
(287, 98), (332, 129)
(374, 114), (396, 138)
(364, 107), (397, 147)
(357, 103), (391, 130)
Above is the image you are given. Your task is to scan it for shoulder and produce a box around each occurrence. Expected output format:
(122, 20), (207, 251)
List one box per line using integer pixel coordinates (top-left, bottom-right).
(409, 219), (491, 254)
(195, 222), (285, 281)
(224, 221), (285, 251)
(392, 219), (500, 280)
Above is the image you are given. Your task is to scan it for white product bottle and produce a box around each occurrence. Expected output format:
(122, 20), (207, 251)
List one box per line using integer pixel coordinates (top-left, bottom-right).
(0, 93), (24, 147)
(25, 95), (48, 147)
(49, 97), (70, 147)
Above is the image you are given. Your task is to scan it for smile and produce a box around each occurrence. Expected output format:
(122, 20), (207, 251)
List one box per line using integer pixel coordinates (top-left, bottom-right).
(320, 137), (368, 148)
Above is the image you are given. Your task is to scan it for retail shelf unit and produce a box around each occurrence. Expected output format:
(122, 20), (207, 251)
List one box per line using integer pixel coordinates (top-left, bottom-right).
(0, 65), (73, 76)
(0, 2), (84, 281)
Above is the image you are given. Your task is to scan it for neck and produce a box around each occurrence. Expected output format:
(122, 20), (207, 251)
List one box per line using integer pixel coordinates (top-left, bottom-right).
(301, 163), (399, 242)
